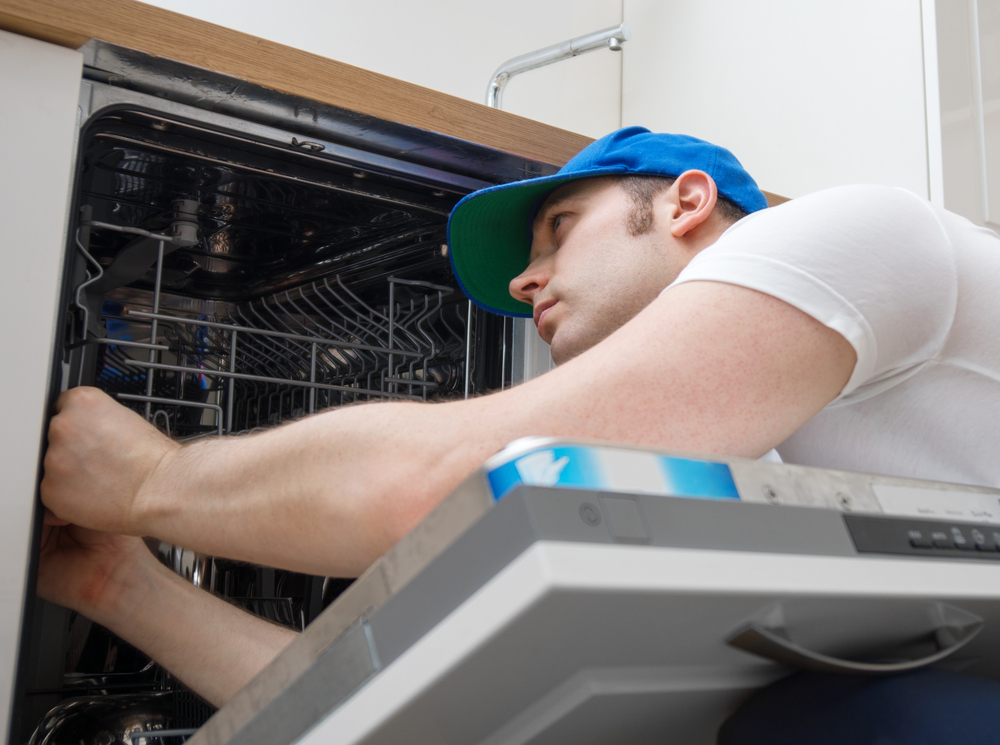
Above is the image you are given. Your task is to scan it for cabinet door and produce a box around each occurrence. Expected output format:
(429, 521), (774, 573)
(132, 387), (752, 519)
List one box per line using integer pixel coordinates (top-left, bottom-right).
(0, 29), (82, 737)
(933, 0), (1000, 232)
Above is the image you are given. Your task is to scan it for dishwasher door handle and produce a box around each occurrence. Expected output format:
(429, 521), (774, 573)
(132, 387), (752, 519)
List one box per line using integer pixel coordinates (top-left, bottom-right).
(726, 611), (984, 675)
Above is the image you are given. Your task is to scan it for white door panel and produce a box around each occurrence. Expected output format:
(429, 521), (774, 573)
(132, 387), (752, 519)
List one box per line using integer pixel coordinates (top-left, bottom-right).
(0, 29), (82, 733)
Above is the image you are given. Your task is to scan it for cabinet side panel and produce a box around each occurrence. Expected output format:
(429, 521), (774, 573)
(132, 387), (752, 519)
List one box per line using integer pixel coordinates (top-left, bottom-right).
(974, 0), (1000, 231)
(0, 28), (82, 736)
(936, 0), (985, 223)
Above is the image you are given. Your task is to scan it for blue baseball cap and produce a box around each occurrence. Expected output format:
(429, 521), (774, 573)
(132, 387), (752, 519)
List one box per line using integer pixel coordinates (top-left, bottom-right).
(447, 126), (767, 316)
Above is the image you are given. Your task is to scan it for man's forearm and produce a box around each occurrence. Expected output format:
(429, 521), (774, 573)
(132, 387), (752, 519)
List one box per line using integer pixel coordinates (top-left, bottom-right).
(131, 398), (512, 576)
(92, 553), (296, 707)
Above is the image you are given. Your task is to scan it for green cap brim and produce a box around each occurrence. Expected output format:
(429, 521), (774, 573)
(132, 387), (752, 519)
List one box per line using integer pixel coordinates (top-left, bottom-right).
(448, 174), (586, 317)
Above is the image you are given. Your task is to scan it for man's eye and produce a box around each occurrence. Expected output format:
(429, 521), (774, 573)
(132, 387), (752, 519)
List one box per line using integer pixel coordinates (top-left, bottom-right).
(551, 214), (566, 233)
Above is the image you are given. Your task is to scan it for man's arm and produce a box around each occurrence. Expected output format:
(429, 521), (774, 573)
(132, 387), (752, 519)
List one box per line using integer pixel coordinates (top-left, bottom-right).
(37, 518), (295, 706)
(42, 281), (856, 577)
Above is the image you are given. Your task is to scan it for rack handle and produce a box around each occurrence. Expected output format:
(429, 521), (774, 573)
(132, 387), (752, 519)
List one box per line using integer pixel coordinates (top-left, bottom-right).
(727, 610), (983, 675)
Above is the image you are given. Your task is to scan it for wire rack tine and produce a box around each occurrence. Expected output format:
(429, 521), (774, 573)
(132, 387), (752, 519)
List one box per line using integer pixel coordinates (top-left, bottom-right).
(106, 275), (465, 436)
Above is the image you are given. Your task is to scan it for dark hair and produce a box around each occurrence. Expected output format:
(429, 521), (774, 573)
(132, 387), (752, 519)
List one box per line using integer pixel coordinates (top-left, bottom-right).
(619, 174), (748, 235)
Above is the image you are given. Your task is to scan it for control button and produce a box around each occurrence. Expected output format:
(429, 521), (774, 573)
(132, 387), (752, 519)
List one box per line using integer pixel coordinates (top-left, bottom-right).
(931, 531), (953, 548)
(970, 528), (996, 551)
(951, 527), (975, 550)
(579, 502), (602, 527)
(908, 529), (933, 548)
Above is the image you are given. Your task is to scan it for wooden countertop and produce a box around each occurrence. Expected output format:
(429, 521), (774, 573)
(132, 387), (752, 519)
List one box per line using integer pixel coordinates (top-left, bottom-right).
(0, 0), (787, 205)
(0, 0), (592, 166)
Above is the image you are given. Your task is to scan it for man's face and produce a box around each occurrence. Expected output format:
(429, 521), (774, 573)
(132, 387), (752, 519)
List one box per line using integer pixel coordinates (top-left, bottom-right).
(508, 178), (687, 364)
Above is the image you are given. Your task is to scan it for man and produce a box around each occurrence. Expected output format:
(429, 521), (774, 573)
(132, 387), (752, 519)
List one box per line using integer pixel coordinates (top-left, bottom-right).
(39, 128), (1000, 735)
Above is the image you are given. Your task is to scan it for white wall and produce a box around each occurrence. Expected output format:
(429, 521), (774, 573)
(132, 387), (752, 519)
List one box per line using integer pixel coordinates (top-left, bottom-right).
(140, 0), (623, 140)
(621, 0), (929, 199)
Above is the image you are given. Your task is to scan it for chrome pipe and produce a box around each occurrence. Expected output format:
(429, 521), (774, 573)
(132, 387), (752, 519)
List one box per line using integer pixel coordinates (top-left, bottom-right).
(486, 23), (631, 109)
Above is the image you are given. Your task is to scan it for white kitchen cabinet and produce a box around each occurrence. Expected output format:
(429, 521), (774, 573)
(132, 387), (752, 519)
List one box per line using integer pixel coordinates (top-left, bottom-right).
(0, 29), (82, 736)
(926, 0), (1000, 230)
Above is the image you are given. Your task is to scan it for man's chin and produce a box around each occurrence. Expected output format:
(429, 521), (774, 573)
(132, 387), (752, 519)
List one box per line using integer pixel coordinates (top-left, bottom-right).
(548, 333), (586, 366)
(548, 323), (614, 366)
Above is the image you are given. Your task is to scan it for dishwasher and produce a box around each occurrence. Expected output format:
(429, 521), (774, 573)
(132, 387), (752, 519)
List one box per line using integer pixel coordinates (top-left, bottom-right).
(42, 434), (999, 745)
(10, 40), (554, 744)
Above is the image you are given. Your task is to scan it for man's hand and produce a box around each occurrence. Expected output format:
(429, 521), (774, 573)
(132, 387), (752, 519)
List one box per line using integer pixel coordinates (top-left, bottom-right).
(37, 510), (157, 625)
(42, 387), (178, 536)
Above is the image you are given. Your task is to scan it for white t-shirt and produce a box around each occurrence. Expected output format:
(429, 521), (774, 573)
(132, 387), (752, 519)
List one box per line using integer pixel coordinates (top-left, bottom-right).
(668, 184), (1000, 488)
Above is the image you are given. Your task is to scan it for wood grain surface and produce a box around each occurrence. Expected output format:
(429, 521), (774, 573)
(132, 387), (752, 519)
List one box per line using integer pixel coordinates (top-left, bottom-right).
(0, 0), (592, 165)
(763, 192), (790, 208)
(0, 0), (788, 203)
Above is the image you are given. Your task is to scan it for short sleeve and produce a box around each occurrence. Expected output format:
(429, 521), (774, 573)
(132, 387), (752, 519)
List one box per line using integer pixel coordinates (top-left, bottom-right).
(667, 185), (958, 401)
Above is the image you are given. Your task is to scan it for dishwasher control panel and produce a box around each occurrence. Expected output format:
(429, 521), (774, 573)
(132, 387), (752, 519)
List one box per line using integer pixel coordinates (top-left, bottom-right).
(846, 514), (1000, 561)
(482, 438), (1000, 530)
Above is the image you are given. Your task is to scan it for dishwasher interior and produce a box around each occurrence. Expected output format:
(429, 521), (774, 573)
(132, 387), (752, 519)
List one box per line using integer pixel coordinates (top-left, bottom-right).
(15, 70), (542, 743)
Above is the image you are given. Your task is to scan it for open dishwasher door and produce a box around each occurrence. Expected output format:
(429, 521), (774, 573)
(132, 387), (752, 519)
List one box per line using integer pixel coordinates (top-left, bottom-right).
(193, 439), (1000, 745)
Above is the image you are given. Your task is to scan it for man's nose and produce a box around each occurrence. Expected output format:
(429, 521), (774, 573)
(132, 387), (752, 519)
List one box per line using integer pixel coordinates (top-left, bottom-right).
(509, 260), (548, 304)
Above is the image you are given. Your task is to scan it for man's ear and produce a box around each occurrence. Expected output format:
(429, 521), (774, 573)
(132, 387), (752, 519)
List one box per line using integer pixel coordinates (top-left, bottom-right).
(665, 170), (718, 238)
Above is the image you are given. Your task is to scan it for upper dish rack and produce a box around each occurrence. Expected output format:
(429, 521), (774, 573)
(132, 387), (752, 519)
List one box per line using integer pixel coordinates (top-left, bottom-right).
(71, 217), (468, 439)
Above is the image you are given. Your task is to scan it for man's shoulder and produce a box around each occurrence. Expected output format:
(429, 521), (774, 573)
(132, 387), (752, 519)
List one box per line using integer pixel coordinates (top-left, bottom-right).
(723, 183), (944, 247)
(772, 184), (930, 218)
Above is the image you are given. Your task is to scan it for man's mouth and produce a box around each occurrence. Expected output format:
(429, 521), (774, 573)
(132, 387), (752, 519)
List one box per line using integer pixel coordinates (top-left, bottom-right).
(534, 299), (557, 334)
